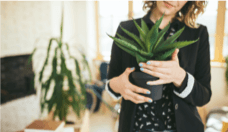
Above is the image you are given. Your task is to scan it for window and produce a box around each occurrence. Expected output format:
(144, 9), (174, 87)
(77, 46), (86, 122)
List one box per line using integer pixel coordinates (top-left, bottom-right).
(133, 0), (146, 19)
(196, 1), (218, 60)
(98, 1), (128, 61)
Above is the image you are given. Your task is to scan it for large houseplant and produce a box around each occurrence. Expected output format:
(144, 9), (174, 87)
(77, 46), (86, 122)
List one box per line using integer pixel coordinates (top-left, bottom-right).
(107, 13), (199, 100)
(29, 7), (92, 123)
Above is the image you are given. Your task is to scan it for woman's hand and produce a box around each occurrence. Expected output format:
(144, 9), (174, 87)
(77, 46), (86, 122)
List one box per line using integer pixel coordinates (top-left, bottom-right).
(109, 67), (153, 104)
(139, 48), (186, 88)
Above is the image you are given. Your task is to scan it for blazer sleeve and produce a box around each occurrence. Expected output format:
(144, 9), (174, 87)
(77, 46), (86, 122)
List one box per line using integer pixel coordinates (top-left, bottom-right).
(173, 26), (212, 107)
(173, 72), (188, 93)
(105, 80), (122, 100)
(105, 22), (124, 100)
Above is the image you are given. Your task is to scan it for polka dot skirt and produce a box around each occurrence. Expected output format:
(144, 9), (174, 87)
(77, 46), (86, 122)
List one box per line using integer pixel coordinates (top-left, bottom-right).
(132, 85), (176, 131)
(133, 27), (178, 132)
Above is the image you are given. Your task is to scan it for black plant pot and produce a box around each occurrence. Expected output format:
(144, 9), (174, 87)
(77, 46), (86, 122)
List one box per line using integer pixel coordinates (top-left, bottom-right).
(131, 71), (163, 101)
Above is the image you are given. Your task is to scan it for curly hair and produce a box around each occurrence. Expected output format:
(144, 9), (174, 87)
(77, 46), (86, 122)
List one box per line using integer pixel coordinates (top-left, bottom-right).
(142, 1), (208, 28)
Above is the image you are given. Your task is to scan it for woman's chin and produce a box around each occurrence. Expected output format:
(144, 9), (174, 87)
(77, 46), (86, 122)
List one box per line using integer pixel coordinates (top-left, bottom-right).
(158, 8), (173, 16)
(157, 9), (167, 15)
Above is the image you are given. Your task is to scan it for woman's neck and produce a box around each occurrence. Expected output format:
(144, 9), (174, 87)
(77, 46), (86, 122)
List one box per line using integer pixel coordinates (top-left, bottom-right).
(150, 8), (175, 29)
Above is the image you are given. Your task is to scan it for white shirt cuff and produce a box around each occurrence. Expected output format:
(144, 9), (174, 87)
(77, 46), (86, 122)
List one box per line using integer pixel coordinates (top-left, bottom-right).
(105, 80), (122, 100)
(173, 72), (195, 98)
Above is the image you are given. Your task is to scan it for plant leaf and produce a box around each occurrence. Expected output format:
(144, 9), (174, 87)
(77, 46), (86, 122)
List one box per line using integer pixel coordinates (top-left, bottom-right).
(116, 33), (141, 49)
(132, 17), (146, 43)
(108, 33), (154, 60)
(157, 26), (185, 50)
(60, 5), (64, 45)
(155, 38), (199, 53)
(39, 38), (59, 82)
(136, 52), (151, 63)
(138, 50), (154, 58)
(119, 25), (146, 51)
(115, 42), (136, 57)
(154, 48), (176, 60)
(146, 13), (164, 52)
(152, 22), (171, 52)
(53, 74), (64, 120)
(107, 33), (139, 52)
(158, 37), (165, 48)
(74, 58), (87, 105)
(46, 90), (57, 112)
(141, 18), (149, 34)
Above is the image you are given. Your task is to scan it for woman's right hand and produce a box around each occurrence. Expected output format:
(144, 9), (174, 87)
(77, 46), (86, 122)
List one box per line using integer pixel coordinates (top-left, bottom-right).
(109, 67), (153, 104)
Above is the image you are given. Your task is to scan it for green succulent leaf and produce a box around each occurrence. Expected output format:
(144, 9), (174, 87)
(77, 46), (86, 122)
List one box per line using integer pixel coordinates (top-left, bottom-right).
(141, 19), (149, 34)
(132, 18), (146, 43)
(158, 37), (165, 46)
(154, 48), (176, 60)
(146, 26), (158, 52)
(115, 41), (153, 59)
(146, 13), (164, 52)
(136, 52), (151, 63)
(157, 26), (185, 50)
(115, 42), (136, 57)
(152, 22), (171, 52)
(138, 50), (154, 58)
(107, 33), (139, 52)
(155, 38), (199, 53)
(119, 25), (146, 51)
(116, 33), (141, 49)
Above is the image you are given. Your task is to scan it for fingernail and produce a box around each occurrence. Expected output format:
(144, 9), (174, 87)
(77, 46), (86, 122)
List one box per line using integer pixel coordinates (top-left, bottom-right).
(147, 82), (150, 85)
(131, 67), (135, 70)
(139, 63), (143, 67)
(148, 99), (152, 103)
(146, 91), (151, 94)
(147, 61), (151, 65)
(140, 68), (144, 71)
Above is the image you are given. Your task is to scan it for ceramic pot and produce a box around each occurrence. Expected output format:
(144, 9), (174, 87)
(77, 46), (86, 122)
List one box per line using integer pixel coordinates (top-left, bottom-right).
(131, 71), (163, 101)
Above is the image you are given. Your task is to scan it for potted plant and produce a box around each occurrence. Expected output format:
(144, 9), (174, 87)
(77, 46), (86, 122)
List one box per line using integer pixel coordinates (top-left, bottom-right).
(107, 13), (199, 101)
(28, 6), (92, 124)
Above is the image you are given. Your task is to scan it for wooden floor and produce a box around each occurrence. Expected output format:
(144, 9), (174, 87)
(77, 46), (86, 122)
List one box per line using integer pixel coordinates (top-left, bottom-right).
(89, 110), (116, 132)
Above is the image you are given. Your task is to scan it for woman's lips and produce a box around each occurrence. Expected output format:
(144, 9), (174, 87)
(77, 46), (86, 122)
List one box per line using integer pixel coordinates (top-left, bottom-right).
(163, 1), (174, 8)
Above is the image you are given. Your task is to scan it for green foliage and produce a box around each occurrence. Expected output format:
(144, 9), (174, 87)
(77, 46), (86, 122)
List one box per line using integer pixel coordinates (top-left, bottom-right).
(29, 6), (91, 122)
(107, 13), (199, 63)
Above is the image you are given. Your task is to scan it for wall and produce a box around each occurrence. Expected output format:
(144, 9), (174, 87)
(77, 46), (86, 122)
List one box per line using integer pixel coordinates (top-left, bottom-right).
(1, 1), (52, 57)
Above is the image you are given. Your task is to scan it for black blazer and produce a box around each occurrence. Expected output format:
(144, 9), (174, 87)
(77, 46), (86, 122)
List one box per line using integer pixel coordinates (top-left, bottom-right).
(107, 11), (212, 132)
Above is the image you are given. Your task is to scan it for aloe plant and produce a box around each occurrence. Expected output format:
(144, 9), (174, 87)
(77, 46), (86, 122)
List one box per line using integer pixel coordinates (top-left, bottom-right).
(28, 6), (91, 122)
(107, 13), (199, 63)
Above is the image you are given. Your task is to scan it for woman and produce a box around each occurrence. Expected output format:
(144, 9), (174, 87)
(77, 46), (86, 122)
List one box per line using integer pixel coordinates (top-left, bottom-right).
(105, 1), (211, 132)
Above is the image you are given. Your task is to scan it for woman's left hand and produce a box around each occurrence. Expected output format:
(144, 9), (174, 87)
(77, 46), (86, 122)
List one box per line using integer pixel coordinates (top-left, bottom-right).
(139, 48), (186, 88)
